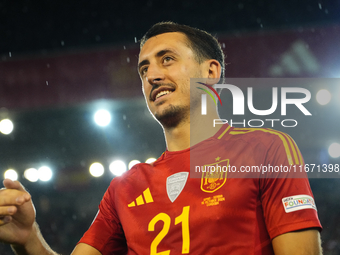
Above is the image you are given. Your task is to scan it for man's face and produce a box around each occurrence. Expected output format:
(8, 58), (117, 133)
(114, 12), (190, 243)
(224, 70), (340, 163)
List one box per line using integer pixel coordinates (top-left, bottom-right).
(138, 32), (204, 127)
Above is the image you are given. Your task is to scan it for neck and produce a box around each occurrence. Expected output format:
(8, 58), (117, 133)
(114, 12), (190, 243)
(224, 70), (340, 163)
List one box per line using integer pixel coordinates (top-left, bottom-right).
(163, 108), (221, 151)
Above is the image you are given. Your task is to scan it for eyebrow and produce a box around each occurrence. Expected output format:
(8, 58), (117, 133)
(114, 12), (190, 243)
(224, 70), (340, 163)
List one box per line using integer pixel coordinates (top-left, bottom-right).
(138, 48), (178, 73)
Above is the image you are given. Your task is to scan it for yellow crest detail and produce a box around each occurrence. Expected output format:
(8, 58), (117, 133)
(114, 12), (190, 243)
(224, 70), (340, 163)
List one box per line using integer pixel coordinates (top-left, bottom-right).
(201, 159), (229, 193)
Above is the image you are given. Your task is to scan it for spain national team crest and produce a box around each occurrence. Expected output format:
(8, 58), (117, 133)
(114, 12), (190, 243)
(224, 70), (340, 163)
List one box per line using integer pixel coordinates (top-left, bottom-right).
(201, 157), (229, 193)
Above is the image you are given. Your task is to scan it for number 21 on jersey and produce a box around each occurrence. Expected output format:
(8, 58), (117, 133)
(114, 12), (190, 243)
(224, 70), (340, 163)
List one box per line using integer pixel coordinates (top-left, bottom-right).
(148, 206), (190, 254)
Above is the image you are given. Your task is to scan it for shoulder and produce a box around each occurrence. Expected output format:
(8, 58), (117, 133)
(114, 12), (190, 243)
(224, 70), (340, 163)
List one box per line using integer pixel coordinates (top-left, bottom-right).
(109, 162), (153, 186)
(217, 126), (302, 165)
(101, 162), (155, 207)
(107, 153), (166, 189)
(219, 126), (294, 147)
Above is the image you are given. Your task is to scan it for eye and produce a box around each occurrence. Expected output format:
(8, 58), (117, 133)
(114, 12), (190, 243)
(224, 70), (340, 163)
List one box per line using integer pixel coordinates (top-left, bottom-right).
(163, 56), (173, 64)
(140, 66), (148, 76)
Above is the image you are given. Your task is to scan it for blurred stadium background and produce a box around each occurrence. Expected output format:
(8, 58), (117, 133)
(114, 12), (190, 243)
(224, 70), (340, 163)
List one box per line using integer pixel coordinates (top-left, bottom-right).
(1, 0), (340, 254)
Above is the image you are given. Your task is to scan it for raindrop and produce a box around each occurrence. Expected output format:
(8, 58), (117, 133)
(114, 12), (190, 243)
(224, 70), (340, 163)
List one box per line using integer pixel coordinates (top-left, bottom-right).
(46, 81), (49, 85)
(8, 52), (11, 57)
(134, 37), (137, 43)
(260, 23), (263, 28)
(222, 43), (225, 48)
(61, 41), (65, 46)
(46, 63), (50, 68)
(123, 45), (126, 49)
(127, 57), (130, 63)
(318, 3), (322, 9)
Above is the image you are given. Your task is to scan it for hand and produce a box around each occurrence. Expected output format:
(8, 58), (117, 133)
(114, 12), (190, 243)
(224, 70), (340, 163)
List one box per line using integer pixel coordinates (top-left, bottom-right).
(0, 179), (36, 245)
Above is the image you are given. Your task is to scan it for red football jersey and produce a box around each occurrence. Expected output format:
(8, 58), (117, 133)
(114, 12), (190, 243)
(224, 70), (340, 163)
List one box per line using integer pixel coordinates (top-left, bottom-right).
(79, 125), (321, 254)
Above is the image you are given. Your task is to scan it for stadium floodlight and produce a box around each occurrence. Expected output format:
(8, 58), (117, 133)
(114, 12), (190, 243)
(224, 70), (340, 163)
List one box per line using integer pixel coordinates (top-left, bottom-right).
(94, 109), (111, 127)
(0, 119), (14, 135)
(109, 160), (127, 176)
(89, 162), (105, 177)
(128, 160), (141, 169)
(145, 158), (157, 164)
(328, 143), (340, 158)
(316, 89), (331, 105)
(4, 169), (18, 181)
(38, 166), (53, 182)
(24, 168), (39, 182)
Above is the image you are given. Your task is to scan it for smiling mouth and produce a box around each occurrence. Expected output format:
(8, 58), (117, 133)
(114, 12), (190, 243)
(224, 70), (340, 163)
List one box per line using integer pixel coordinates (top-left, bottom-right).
(155, 90), (173, 100)
(151, 85), (176, 101)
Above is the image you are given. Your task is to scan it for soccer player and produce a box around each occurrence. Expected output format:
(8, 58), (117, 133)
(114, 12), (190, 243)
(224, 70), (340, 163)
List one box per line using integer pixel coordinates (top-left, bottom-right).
(0, 22), (322, 254)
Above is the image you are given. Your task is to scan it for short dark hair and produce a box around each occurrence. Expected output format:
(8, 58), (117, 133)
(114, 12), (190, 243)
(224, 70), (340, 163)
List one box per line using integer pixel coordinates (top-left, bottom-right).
(140, 21), (225, 78)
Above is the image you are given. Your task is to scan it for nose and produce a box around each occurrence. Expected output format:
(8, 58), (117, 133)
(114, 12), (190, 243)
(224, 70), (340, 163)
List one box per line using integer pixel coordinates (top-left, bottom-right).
(146, 63), (165, 86)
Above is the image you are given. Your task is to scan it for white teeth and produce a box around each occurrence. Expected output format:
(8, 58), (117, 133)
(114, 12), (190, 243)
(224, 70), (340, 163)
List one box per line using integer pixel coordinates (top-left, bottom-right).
(155, 90), (172, 99)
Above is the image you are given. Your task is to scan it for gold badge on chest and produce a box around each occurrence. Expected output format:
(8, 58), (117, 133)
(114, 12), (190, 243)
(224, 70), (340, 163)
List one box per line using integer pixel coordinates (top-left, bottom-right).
(200, 157), (229, 193)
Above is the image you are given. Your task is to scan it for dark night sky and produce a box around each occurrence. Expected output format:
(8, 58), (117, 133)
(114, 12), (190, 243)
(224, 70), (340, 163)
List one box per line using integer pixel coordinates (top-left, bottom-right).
(1, 0), (339, 56)
(1, 0), (339, 169)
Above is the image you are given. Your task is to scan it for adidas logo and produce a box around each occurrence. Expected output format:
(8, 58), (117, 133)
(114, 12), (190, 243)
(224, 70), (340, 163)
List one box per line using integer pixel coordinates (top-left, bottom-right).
(128, 188), (154, 207)
(269, 40), (319, 76)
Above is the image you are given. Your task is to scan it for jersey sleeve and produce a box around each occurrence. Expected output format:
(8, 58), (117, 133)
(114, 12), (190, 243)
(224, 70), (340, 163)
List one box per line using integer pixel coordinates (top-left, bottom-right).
(259, 132), (322, 240)
(78, 179), (128, 255)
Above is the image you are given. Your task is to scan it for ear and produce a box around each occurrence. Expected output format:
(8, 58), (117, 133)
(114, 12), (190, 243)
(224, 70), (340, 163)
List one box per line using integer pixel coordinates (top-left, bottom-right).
(204, 59), (221, 86)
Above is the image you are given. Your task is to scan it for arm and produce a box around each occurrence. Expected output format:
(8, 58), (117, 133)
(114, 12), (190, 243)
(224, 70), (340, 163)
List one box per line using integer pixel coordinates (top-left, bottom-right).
(272, 228), (322, 255)
(71, 243), (102, 255)
(0, 179), (35, 247)
(11, 222), (60, 255)
(11, 224), (102, 255)
(1, 179), (125, 254)
(0, 180), (60, 255)
(259, 133), (323, 254)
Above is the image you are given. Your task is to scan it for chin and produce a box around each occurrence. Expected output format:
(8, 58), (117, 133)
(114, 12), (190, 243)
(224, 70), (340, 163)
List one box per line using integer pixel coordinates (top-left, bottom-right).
(154, 105), (189, 128)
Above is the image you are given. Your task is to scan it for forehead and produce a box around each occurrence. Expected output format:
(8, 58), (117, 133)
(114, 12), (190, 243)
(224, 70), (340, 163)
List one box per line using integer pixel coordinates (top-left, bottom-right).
(138, 32), (192, 62)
